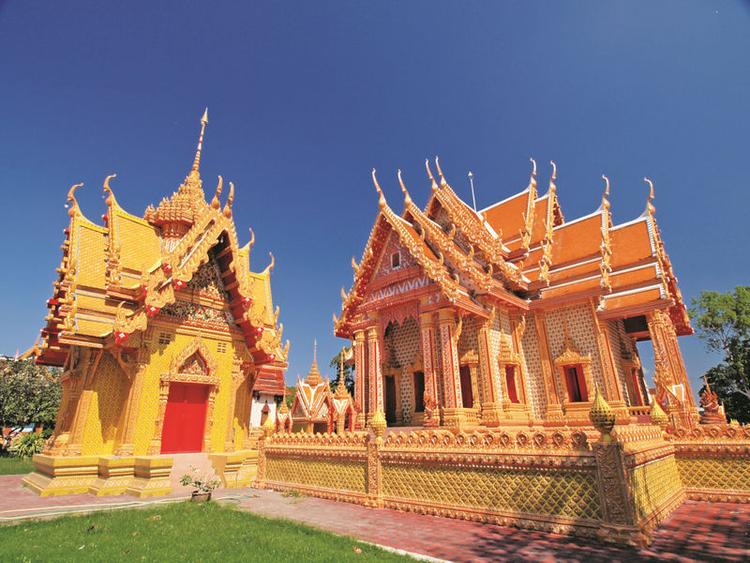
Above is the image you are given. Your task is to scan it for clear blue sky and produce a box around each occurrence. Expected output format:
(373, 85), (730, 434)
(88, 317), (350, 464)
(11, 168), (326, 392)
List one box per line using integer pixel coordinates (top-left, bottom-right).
(1, 2), (748, 394)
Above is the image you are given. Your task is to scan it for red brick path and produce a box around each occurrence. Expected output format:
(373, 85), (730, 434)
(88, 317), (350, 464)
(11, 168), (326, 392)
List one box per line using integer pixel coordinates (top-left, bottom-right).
(239, 490), (750, 562)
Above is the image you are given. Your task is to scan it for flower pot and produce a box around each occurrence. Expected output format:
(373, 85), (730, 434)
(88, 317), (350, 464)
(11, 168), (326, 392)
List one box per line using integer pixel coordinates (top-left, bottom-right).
(191, 491), (211, 503)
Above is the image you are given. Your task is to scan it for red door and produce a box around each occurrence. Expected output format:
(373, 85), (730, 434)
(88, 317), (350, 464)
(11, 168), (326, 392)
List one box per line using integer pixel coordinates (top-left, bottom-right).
(161, 383), (209, 454)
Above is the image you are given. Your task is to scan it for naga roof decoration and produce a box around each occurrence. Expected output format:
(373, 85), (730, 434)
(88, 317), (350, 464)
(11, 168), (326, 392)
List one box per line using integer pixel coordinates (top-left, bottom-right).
(336, 159), (691, 338)
(37, 110), (289, 366)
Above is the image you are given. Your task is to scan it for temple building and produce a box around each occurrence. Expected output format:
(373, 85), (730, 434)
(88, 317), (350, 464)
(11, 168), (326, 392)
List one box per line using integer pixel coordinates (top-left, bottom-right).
(334, 158), (696, 430)
(24, 110), (287, 497)
(288, 343), (357, 434)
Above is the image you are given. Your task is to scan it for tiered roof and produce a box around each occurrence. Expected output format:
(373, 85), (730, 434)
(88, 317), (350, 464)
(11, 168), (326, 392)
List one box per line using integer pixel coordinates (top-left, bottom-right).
(335, 158), (691, 337)
(37, 111), (289, 370)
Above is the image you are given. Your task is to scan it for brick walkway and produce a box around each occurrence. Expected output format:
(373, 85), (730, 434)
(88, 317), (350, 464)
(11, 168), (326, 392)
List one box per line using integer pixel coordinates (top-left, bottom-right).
(238, 490), (750, 562)
(2, 473), (749, 561)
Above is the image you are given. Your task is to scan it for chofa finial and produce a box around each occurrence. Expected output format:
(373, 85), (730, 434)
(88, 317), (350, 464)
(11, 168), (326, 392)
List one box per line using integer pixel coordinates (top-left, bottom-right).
(434, 156), (447, 187)
(66, 182), (84, 216)
(397, 169), (412, 205)
(222, 181), (234, 218)
(102, 174), (118, 207)
(530, 157), (537, 177)
(644, 177), (655, 215)
(425, 159), (438, 192)
(602, 174), (610, 197)
(211, 175), (223, 209)
(372, 168), (386, 209)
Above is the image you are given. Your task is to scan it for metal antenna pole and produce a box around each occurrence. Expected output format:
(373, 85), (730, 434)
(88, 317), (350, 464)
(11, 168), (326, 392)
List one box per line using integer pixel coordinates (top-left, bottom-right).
(468, 171), (477, 211)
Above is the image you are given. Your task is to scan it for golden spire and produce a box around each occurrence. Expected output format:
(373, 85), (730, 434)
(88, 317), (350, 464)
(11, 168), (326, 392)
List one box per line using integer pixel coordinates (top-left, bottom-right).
(435, 156), (447, 187)
(210, 175), (223, 209)
(372, 168), (386, 209)
(425, 159), (438, 192)
(191, 108), (209, 178)
(529, 157), (537, 190)
(398, 169), (412, 205)
(222, 181), (234, 218)
(306, 339), (322, 386)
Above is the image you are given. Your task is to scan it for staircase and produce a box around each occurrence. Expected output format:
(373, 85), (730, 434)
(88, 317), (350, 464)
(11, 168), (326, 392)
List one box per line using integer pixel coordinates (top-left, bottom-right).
(169, 452), (217, 494)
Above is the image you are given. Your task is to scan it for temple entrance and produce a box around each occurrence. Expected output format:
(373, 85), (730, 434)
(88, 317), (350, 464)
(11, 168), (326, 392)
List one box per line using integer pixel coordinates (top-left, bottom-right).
(384, 375), (397, 424)
(161, 383), (209, 454)
(459, 366), (473, 408)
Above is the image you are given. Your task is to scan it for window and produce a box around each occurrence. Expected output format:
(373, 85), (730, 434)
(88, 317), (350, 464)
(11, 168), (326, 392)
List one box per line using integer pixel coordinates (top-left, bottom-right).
(505, 365), (520, 403)
(158, 332), (173, 346)
(413, 371), (425, 412)
(216, 342), (228, 354)
(564, 365), (588, 403)
(391, 252), (401, 269)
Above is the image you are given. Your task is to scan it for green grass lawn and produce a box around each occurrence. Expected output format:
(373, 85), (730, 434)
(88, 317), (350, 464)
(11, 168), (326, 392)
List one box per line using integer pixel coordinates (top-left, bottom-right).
(0, 501), (409, 562)
(0, 455), (33, 475)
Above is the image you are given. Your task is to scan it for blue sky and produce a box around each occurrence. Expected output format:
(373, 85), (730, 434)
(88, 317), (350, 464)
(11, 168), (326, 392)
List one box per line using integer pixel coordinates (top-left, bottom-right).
(1, 2), (748, 394)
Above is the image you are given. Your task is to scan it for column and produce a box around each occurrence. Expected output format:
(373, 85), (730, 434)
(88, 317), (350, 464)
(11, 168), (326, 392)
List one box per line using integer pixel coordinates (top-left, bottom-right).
(366, 326), (384, 418)
(477, 316), (503, 426)
(65, 350), (103, 456)
(590, 301), (625, 405)
(353, 330), (367, 429)
(418, 312), (440, 427)
(534, 313), (565, 422)
(114, 360), (148, 456)
(437, 308), (467, 429)
(647, 309), (697, 425)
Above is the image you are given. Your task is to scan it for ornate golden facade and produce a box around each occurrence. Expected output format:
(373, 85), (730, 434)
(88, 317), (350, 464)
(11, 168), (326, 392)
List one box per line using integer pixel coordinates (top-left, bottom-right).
(254, 159), (749, 546)
(24, 110), (287, 496)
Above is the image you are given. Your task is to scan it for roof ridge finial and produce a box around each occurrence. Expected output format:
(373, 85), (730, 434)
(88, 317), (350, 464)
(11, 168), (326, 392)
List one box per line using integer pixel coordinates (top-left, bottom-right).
(66, 182), (84, 217)
(529, 157), (537, 191)
(223, 181), (234, 218)
(313, 338), (318, 366)
(210, 175), (223, 209)
(372, 168), (386, 209)
(548, 160), (557, 195)
(191, 108), (209, 176)
(435, 156), (447, 187)
(601, 174), (611, 212)
(103, 174), (118, 208)
(425, 159), (438, 192)
(397, 169), (412, 205)
(644, 177), (656, 215)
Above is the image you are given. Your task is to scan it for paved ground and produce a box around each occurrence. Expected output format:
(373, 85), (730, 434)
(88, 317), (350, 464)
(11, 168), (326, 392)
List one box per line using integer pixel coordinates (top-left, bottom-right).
(2, 472), (749, 561)
(238, 490), (750, 562)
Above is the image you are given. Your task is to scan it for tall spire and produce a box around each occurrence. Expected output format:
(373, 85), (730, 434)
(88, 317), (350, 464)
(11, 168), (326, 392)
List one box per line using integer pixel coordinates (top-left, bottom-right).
(191, 108), (209, 177)
(305, 338), (322, 386)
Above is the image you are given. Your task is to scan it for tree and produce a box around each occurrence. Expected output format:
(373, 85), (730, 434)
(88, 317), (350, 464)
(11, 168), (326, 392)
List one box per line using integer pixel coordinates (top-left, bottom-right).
(0, 358), (62, 449)
(329, 347), (355, 395)
(689, 286), (750, 423)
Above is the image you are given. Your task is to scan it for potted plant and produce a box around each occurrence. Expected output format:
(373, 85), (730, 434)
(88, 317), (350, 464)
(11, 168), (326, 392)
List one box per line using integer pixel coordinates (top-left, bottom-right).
(179, 465), (221, 502)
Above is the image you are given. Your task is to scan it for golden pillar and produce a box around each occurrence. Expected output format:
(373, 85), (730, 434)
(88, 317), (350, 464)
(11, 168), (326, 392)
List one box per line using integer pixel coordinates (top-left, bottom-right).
(418, 312), (440, 427)
(437, 308), (468, 429)
(477, 316), (503, 426)
(534, 313), (565, 422)
(366, 325), (384, 423)
(353, 330), (367, 429)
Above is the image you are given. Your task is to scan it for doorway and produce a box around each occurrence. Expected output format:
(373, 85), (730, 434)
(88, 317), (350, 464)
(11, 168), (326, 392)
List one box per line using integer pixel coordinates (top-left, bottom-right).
(161, 383), (209, 454)
(459, 366), (473, 408)
(384, 375), (397, 424)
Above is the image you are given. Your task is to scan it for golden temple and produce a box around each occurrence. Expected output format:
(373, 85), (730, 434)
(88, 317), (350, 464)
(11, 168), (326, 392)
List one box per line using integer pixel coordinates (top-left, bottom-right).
(24, 110), (287, 496)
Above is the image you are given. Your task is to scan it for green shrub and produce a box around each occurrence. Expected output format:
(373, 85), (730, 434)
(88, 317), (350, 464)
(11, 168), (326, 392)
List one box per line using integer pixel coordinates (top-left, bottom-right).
(9, 432), (45, 458)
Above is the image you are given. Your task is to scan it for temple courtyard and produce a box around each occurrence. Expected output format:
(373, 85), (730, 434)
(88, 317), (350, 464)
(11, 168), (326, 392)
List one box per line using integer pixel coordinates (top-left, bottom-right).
(1, 466), (748, 562)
